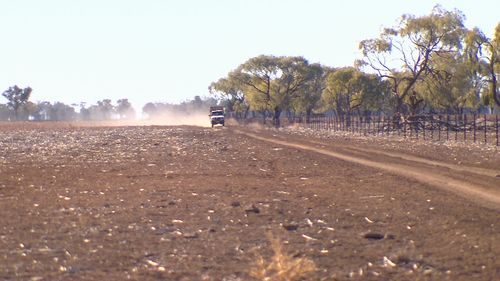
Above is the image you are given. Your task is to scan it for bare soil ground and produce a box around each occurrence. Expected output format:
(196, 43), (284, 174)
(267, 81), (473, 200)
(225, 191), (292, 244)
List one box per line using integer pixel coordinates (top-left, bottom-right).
(1, 122), (499, 280)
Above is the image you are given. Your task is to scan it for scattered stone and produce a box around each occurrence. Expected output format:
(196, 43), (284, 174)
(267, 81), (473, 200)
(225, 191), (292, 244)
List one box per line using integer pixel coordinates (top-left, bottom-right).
(244, 204), (260, 214)
(302, 234), (318, 241)
(183, 232), (199, 239)
(363, 232), (385, 240)
(230, 201), (241, 207)
(282, 222), (299, 231)
(383, 256), (396, 267)
(147, 260), (159, 267)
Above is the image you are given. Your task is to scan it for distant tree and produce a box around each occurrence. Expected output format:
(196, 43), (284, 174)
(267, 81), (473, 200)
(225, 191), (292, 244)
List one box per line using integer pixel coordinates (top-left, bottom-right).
(209, 74), (249, 118)
(292, 63), (327, 122)
(418, 52), (479, 113)
(323, 67), (386, 125)
(34, 101), (51, 120)
(358, 5), (466, 114)
(142, 102), (157, 119)
(79, 102), (91, 120)
(2, 85), (33, 120)
(96, 99), (115, 120)
(116, 99), (136, 120)
(464, 23), (500, 108)
(233, 55), (312, 126)
(0, 104), (10, 120)
(19, 101), (38, 120)
(51, 102), (76, 120)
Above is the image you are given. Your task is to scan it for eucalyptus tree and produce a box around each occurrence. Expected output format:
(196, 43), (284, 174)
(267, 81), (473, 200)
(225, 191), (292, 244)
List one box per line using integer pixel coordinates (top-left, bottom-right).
(233, 55), (312, 126)
(116, 99), (136, 120)
(2, 85), (33, 120)
(464, 24), (500, 108)
(0, 104), (10, 120)
(322, 67), (386, 125)
(209, 73), (249, 118)
(142, 102), (158, 119)
(291, 63), (327, 122)
(358, 5), (466, 115)
(232, 55), (277, 122)
(417, 51), (478, 113)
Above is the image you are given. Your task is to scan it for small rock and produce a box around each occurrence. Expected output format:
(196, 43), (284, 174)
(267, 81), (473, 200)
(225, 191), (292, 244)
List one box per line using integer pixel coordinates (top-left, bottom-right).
(363, 232), (385, 240)
(231, 201), (241, 207)
(282, 222), (299, 231)
(183, 232), (199, 239)
(383, 256), (396, 267)
(244, 204), (260, 214)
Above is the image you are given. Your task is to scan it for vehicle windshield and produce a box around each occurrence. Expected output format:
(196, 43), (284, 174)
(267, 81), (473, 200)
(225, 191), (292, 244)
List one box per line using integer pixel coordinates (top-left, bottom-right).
(211, 111), (224, 116)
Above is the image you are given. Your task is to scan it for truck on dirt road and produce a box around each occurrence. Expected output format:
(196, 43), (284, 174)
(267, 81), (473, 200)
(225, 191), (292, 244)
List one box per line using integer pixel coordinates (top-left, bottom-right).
(209, 106), (225, 127)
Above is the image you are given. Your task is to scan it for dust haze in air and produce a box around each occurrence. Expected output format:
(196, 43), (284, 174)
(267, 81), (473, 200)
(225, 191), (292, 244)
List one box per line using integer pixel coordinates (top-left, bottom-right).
(139, 110), (212, 127)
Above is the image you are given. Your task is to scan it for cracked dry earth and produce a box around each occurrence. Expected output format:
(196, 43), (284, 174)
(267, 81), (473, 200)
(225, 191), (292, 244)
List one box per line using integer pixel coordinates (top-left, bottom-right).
(0, 123), (499, 280)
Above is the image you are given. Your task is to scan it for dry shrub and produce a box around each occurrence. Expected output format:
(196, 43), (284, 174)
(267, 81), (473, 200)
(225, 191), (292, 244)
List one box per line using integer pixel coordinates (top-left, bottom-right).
(249, 233), (316, 281)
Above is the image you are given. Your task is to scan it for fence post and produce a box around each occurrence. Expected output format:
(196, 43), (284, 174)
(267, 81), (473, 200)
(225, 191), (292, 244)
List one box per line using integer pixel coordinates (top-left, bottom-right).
(377, 116), (380, 135)
(416, 117), (419, 140)
(446, 114), (449, 141)
(497, 114), (499, 146)
(455, 114), (458, 142)
(473, 113), (476, 143)
(438, 115), (441, 141)
(423, 116), (426, 140)
(464, 114), (467, 142)
(430, 115), (434, 140)
(483, 114), (487, 144)
(356, 115), (361, 135)
(404, 117), (407, 139)
(368, 117), (372, 135)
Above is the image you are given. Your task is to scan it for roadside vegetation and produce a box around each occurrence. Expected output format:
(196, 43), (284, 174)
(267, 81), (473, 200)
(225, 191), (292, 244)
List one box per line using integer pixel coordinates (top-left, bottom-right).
(210, 6), (500, 127)
(1, 5), (499, 125)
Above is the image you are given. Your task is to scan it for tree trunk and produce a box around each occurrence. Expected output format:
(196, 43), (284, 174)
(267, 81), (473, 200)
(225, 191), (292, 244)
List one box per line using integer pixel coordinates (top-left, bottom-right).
(273, 107), (282, 128)
(306, 108), (313, 123)
(491, 72), (500, 106)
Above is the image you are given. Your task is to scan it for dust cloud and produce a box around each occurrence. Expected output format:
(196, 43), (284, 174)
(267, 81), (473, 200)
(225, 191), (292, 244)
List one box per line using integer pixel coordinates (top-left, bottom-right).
(138, 112), (211, 127)
(0, 112), (214, 129)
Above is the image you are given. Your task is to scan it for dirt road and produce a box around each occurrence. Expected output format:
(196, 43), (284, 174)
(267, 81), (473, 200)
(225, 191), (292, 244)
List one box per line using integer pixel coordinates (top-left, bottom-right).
(1, 123), (499, 280)
(235, 128), (500, 211)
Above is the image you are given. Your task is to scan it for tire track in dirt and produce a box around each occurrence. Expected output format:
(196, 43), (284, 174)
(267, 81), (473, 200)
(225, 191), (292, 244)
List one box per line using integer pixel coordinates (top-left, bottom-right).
(234, 129), (500, 211)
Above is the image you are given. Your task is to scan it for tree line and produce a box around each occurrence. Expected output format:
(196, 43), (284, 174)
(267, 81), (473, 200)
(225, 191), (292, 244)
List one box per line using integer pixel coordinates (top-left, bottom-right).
(2, 6), (498, 123)
(0, 86), (137, 121)
(141, 96), (219, 119)
(0, 85), (219, 121)
(209, 6), (500, 126)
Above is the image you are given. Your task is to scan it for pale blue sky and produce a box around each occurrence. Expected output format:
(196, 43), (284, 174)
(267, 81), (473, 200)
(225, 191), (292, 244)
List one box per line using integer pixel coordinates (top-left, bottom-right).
(1, 0), (498, 110)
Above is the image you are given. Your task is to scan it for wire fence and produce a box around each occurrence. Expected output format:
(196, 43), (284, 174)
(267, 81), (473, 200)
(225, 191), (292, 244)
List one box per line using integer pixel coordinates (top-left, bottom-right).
(285, 113), (500, 146)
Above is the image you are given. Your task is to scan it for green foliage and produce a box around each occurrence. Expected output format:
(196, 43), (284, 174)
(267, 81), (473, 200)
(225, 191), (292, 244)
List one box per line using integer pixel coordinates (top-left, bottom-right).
(358, 5), (467, 114)
(418, 52), (479, 113)
(291, 64), (327, 121)
(224, 55), (319, 126)
(34, 101), (77, 121)
(116, 99), (136, 120)
(141, 96), (220, 119)
(209, 73), (248, 116)
(2, 85), (33, 120)
(322, 67), (388, 116)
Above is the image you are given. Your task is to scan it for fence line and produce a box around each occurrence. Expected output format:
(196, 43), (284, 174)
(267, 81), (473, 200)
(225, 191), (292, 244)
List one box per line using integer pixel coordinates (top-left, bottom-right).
(285, 113), (499, 146)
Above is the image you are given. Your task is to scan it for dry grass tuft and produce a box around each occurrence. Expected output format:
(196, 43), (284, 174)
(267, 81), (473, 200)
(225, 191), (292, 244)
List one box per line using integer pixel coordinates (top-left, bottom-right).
(249, 233), (316, 281)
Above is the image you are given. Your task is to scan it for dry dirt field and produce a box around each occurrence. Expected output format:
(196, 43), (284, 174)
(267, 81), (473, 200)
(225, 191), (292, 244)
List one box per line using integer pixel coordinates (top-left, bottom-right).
(1, 122), (499, 280)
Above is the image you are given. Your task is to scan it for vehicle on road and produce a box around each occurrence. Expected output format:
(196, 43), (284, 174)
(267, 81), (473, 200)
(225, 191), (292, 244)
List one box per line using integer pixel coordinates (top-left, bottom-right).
(209, 106), (225, 127)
